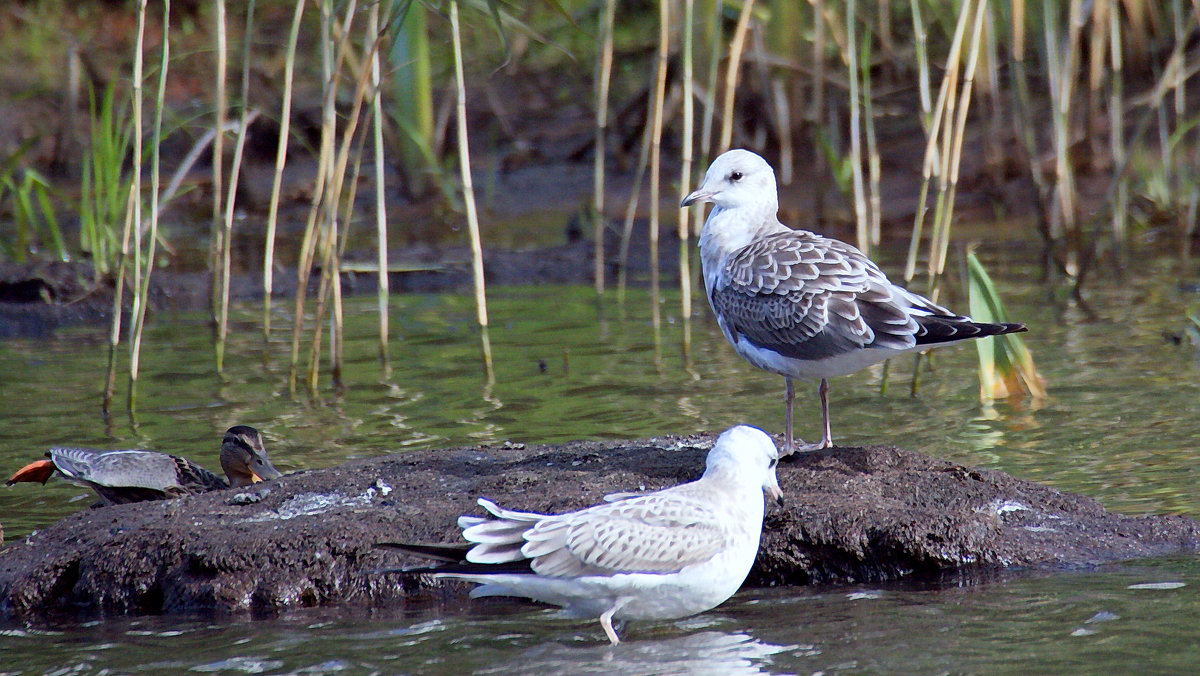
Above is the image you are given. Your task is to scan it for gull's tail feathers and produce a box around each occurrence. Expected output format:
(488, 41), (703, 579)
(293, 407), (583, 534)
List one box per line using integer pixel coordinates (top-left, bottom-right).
(914, 315), (1027, 347)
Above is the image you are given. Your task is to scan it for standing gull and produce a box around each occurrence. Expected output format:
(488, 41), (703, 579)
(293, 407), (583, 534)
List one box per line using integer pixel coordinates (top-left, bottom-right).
(682, 149), (1026, 454)
(377, 425), (783, 645)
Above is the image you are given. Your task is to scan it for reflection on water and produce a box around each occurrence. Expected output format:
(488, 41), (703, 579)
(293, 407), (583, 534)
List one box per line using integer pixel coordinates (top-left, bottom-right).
(474, 631), (798, 676)
(2, 249), (1200, 671)
(2, 561), (1198, 673)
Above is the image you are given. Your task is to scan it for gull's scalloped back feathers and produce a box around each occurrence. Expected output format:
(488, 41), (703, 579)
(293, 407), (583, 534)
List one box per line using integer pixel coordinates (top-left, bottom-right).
(686, 148), (1028, 452)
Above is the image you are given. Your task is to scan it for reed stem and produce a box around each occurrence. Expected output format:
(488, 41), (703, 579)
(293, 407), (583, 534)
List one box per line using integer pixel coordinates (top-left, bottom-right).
(450, 0), (489, 332)
(718, 0), (755, 153)
(209, 0), (227, 331)
(216, 0), (257, 374)
(127, 0), (146, 406)
(647, 0), (670, 334)
(846, 0), (868, 254)
(130, 0), (170, 403)
(263, 0), (305, 339)
(592, 0), (616, 296)
(369, 0), (391, 370)
(679, 0), (695, 323)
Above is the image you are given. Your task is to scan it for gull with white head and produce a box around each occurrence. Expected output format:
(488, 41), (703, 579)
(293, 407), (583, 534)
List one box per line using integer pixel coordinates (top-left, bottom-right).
(377, 425), (783, 644)
(682, 149), (1026, 454)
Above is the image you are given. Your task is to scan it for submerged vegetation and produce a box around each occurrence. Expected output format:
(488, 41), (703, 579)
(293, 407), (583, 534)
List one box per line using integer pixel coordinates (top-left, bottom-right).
(0, 0), (1196, 409)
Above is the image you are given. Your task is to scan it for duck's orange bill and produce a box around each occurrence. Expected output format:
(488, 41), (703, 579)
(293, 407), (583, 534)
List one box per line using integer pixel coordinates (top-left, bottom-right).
(6, 460), (56, 486)
(250, 472), (263, 483)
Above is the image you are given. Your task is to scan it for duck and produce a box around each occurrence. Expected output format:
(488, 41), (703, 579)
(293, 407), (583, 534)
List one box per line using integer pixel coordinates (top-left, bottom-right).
(6, 425), (282, 505)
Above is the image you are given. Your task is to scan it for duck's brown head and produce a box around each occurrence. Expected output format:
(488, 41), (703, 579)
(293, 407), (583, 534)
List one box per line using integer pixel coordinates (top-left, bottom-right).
(220, 425), (283, 487)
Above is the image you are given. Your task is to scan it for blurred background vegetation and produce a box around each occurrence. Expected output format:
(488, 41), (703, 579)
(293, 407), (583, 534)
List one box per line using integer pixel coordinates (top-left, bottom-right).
(0, 0), (1195, 404)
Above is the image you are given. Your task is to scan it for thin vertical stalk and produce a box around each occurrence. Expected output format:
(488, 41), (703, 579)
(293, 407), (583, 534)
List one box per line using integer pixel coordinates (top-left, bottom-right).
(103, 186), (138, 416)
(130, 0), (170, 402)
(1042, 0), (1084, 278)
(306, 6), (378, 391)
(127, 0), (146, 406)
(209, 0), (227, 328)
(290, 0), (338, 390)
(679, 0), (695, 323)
(617, 120), (653, 298)
(263, 0), (305, 338)
(862, 35), (881, 247)
(931, 0), (987, 282)
(846, 0), (868, 254)
(906, 0), (970, 285)
(216, 0), (257, 374)
(648, 0), (670, 335)
(1108, 0), (1128, 262)
(450, 0), (491, 377)
(369, 1), (390, 369)
(592, 0), (616, 296)
(1173, 0), (1185, 121)
(811, 0), (827, 227)
(718, 0), (755, 153)
(699, 0), (722, 166)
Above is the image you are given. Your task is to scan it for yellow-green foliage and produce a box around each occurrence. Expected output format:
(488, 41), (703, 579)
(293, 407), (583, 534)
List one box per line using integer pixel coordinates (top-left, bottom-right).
(967, 252), (1046, 401)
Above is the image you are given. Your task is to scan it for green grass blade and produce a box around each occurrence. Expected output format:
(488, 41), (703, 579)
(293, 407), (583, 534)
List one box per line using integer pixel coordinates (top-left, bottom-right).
(967, 252), (1046, 400)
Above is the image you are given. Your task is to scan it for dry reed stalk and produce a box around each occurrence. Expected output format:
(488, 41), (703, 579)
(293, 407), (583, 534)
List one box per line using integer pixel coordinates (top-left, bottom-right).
(126, 0), (146, 401)
(647, 0), (670, 334)
(209, 0), (227, 325)
(718, 0), (755, 153)
(1087, 0), (1111, 160)
(1107, 0), (1128, 259)
(929, 0), (988, 286)
(846, 0), (868, 254)
(592, 0), (616, 295)
(904, 0), (970, 286)
(103, 186), (138, 416)
(862, 37), (881, 247)
(369, 0), (390, 370)
(216, 0), (258, 374)
(130, 0), (170, 398)
(616, 119), (653, 299)
(289, 0), (340, 391)
(1173, 0), (1186, 119)
(679, 0), (695, 323)
(698, 0), (722, 169)
(1048, 0), (1084, 278)
(307, 10), (383, 391)
(263, 0), (306, 339)
(811, 0), (827, 226)
(450, 0), (489, 335)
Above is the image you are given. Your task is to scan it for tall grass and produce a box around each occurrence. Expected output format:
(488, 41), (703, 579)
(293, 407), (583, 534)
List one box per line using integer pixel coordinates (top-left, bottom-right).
(80, 83), (132, 281)
(11, 0), (1200, 412)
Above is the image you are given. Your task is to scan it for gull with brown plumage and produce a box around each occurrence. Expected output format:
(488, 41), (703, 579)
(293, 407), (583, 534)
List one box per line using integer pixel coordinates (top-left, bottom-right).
(6, 425), (282, 505)
(683, 149), (1026, 455)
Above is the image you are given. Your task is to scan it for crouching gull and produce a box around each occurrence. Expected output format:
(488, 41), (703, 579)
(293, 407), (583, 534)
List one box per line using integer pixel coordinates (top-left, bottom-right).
(682, 149), (1026, 455)
(376, 425), (783, 645)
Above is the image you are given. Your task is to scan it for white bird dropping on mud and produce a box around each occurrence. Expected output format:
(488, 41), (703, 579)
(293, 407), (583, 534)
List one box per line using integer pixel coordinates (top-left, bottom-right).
(377, 425), (783, 645)
(682, 149), (1026, 454)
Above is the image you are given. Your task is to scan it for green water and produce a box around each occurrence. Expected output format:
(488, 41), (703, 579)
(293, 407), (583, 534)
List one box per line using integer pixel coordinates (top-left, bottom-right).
(2, 248), (1200, 672)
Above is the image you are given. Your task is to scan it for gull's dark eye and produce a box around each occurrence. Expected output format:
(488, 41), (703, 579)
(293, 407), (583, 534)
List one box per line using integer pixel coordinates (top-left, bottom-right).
(729, 170), (743, 182)
(769, 459), (778, 470)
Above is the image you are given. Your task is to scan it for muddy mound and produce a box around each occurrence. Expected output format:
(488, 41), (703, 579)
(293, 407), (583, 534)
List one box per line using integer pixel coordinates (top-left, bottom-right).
(0, 434), (1196, 621)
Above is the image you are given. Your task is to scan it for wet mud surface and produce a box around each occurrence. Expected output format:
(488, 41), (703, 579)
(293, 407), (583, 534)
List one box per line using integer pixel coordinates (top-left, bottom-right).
(1, 433), (1195, 622)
